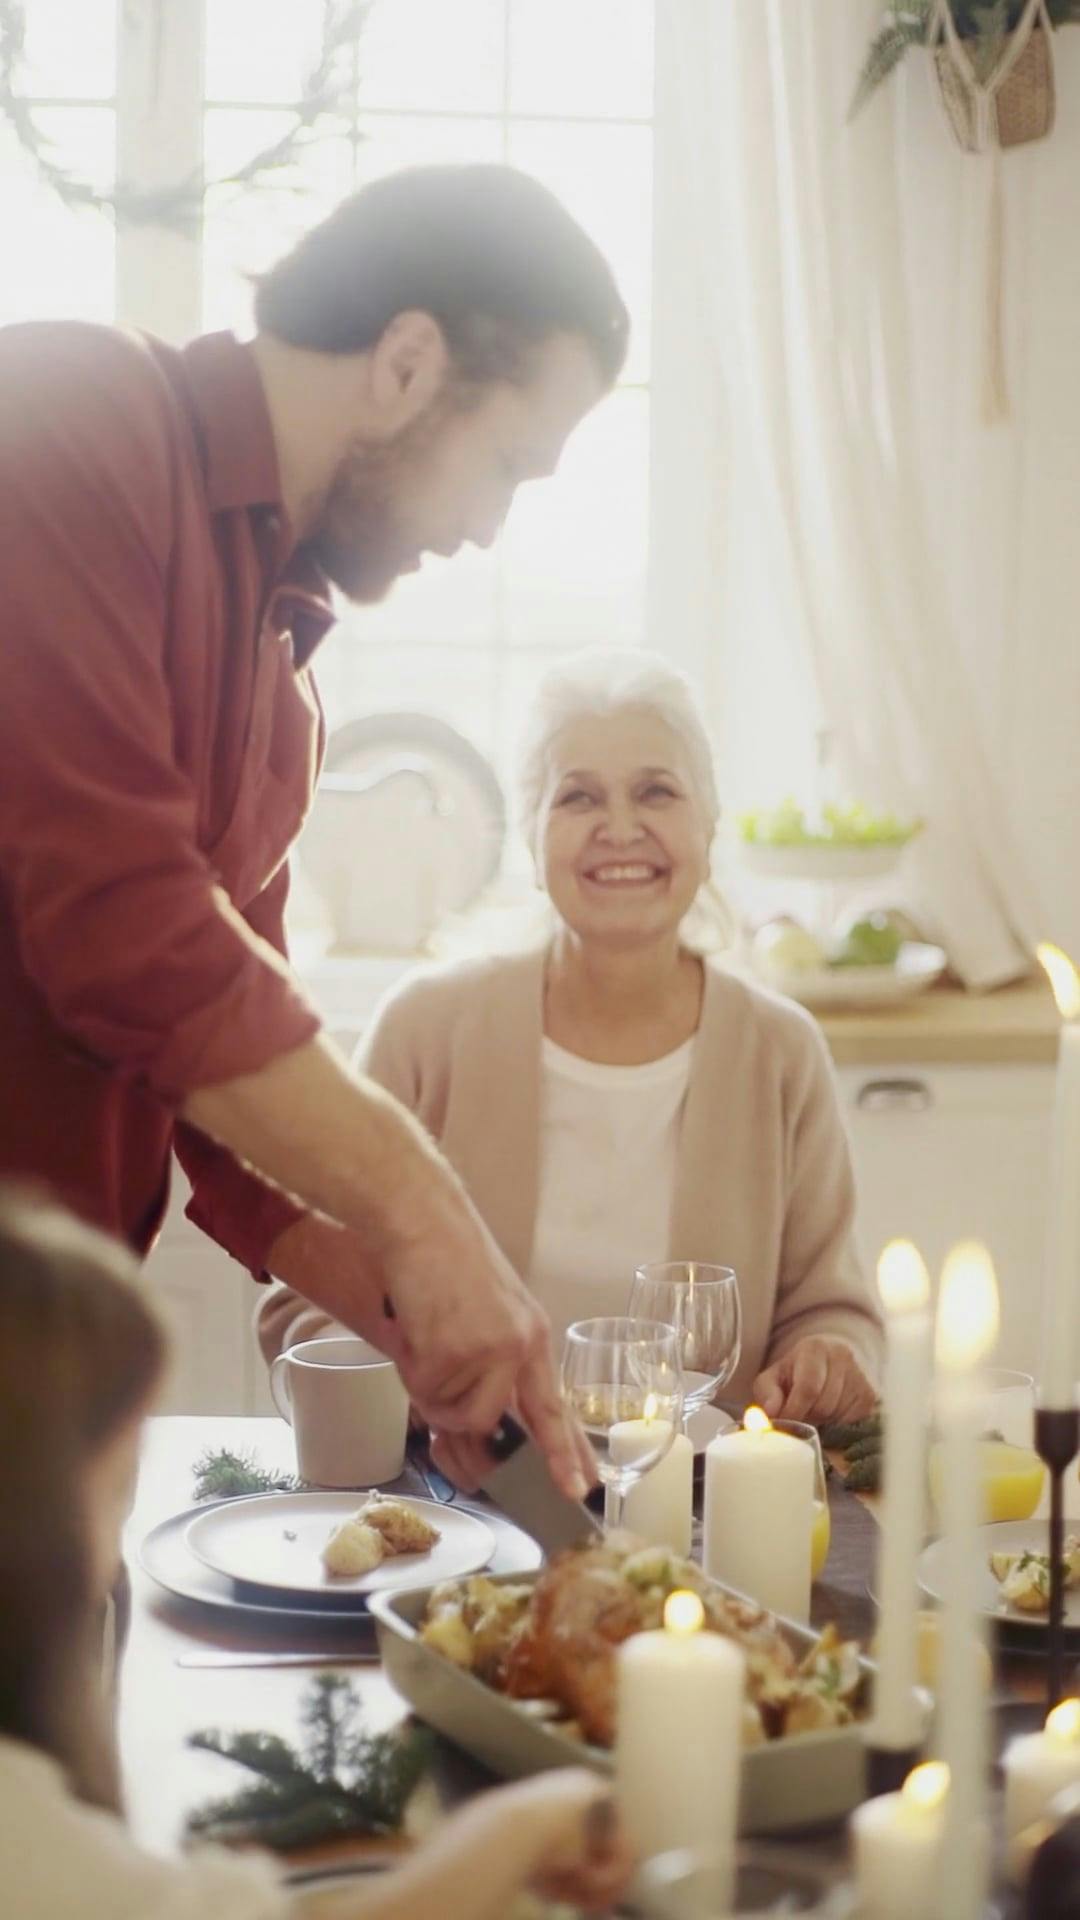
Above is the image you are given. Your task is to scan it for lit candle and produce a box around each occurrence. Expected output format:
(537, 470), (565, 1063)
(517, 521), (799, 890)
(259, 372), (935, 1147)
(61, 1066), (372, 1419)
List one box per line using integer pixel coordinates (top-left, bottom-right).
(934, 1241), (998, 1920)
(616, 1588), (745, 1907)
(612, 1396), (693, 1554)
(1004, 1698), (1080, 1842)
(1036, 945), (1080, 1412)
(874, 1239), (932, 1755)
(850, 1761), (949, 1920)
(703, 1406), (814, 1619)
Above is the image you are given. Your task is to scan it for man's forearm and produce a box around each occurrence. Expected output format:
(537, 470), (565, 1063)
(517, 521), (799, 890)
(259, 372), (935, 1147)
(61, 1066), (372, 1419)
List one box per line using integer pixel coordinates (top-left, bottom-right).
(261, 1214), (400, 1362)
(182, 1035), (455, 1255)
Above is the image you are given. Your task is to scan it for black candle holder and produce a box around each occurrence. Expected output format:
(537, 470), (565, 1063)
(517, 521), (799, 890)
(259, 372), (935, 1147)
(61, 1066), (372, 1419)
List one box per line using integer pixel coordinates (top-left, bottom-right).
(864, 1741), (922, 1798)
(1034, 1406), (1080, 1712)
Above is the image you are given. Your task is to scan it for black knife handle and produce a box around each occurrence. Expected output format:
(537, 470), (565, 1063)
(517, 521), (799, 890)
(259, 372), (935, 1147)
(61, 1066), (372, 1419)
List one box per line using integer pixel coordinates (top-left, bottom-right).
(487, 1414), (528, 1462)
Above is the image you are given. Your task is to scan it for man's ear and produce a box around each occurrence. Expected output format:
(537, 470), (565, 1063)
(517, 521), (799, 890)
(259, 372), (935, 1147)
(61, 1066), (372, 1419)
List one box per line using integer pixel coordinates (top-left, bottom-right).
(369, 310), (450, 427)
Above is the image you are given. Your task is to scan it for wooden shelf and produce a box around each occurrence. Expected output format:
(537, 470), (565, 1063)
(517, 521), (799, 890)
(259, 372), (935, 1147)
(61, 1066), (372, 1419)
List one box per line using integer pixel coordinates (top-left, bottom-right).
(817, 975), (1060, 1068)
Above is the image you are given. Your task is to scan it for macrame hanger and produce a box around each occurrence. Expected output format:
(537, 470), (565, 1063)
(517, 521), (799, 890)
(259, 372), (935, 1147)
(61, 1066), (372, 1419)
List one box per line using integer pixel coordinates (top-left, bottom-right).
(928, 0), (1051, 424)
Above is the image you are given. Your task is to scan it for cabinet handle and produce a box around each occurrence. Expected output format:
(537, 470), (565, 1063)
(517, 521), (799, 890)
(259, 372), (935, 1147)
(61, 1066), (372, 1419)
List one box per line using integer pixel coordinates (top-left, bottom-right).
(855, 1077), (934, 1114)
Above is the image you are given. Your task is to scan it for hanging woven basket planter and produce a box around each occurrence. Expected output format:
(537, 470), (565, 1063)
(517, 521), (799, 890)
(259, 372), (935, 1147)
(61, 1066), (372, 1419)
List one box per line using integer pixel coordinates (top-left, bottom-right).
(933, 13), (1055, 150)
(930, 0), (1056, 152)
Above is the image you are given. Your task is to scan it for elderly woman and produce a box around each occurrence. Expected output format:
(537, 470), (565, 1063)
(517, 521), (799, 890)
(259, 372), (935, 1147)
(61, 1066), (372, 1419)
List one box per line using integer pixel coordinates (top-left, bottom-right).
(260, 649), (882, 1427)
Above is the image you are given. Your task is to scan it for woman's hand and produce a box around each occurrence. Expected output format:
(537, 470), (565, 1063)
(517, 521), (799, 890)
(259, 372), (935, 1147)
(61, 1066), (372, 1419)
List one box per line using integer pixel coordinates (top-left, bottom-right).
(493, 1769), (635, 1912)
(751, 1335), (877, 1426)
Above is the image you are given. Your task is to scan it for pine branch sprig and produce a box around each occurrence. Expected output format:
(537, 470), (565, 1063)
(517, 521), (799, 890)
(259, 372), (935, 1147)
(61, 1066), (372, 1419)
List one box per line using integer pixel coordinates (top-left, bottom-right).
(191, 1445), (300, 1501)
(185, 1675), (433, 1853)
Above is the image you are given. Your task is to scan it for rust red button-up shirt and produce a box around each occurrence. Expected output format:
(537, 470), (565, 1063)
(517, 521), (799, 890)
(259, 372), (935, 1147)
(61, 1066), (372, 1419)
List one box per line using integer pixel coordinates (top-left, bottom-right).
(0, 322), (332, 1273)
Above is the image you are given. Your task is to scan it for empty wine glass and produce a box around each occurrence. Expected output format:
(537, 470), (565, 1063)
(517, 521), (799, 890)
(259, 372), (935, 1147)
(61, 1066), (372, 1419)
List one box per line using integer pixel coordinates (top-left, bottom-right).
(629, 1263), (742, 1428)
(561, 1316), (685, 1530)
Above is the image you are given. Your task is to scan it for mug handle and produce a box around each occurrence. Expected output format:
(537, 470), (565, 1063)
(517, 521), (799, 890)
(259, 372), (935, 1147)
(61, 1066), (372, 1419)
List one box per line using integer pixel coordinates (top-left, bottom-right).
(269, 1353), (294, 1425)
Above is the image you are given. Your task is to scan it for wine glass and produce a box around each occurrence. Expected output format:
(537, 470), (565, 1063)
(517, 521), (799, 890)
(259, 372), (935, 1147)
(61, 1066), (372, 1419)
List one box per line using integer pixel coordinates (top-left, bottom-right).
(561, 1316), (685, 1531)
(628, 1263), (742, 1429)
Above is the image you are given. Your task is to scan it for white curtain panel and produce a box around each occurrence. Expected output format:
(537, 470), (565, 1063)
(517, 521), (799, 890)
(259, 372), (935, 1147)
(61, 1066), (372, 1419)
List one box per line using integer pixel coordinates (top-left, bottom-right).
(666, 0), (1080, 986)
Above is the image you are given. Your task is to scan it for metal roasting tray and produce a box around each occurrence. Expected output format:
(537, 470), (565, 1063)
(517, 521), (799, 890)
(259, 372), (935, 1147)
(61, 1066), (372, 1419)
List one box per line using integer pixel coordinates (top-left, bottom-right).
(369, 1570), (885, 1835)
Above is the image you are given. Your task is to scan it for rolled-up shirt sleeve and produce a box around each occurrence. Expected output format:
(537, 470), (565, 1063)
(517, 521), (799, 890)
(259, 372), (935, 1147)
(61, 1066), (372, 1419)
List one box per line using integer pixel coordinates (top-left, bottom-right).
(174, 863), (310, 1279)
(0, 327), (320, 1104)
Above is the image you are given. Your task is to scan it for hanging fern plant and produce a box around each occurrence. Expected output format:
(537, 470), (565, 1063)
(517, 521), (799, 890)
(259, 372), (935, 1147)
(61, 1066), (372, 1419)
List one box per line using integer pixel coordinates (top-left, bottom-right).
(851, 0), (1080, 116)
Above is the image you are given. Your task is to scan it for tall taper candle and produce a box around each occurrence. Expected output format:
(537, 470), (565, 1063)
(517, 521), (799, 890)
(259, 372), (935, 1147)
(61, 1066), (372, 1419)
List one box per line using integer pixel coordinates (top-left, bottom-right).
(874, 1240), (932, 1755)
(934, 1241), (998, 1920)
(1036, 945), (1080, 1411)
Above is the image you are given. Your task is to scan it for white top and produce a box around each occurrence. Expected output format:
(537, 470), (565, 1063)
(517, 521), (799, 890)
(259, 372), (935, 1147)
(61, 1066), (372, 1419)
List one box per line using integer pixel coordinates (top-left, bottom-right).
(0, 1736), (287, 1920)
(528, 1036), (694, 1342)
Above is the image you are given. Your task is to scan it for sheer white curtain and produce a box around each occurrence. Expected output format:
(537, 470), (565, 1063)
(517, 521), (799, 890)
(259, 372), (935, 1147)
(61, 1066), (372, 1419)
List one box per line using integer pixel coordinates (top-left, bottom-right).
(664, 0), (1080, 985)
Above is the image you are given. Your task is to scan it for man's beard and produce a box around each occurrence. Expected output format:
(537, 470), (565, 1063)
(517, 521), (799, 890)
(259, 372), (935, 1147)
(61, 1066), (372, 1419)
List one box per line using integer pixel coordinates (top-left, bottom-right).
(306, 394), (454, 605)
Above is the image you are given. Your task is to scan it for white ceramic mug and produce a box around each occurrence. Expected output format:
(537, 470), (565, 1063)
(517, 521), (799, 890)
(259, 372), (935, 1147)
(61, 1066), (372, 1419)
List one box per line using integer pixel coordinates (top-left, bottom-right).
(270, 1336), (409, 1488)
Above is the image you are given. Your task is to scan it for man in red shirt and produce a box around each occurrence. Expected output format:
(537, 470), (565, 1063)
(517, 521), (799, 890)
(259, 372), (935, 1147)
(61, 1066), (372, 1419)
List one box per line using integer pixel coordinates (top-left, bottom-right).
(0, 164), (628, 1494)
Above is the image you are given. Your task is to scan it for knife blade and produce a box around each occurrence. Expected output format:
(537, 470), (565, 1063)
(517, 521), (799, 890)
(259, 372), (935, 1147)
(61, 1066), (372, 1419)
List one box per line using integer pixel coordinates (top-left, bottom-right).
(479, 1415), (601, 1556)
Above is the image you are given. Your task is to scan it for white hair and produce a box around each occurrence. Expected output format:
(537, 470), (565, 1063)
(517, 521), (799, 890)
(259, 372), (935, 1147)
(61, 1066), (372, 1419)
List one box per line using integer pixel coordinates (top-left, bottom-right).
(516, 646), (721, 854)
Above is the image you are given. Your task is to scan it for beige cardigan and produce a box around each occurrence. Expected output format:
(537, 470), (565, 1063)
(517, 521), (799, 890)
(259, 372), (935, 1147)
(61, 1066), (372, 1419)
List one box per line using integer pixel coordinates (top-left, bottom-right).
(258, 947), (883, 1398)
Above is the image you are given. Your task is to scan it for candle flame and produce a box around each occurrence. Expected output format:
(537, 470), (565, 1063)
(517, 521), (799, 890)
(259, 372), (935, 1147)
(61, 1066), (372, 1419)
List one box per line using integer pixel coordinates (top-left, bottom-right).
(902, 1761), (950, 1813)
(743, 1405), (772, 1435)
(643, 1393), (659, 1422)
(1047, 1699), (1080, 1747)
(877, 1239), (931, 1315)
(664, 1589), (705, 1636)
(935, 1241), (999, 1373)
(1038, 943), (1080, 1022)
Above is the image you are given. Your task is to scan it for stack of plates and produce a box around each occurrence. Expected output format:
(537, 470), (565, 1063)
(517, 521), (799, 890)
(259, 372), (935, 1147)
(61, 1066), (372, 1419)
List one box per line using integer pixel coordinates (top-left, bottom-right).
(141, 1492), (539, 1622)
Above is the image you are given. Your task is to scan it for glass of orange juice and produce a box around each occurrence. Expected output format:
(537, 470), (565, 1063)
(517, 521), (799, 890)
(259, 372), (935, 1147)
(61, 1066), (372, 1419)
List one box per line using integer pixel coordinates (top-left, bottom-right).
(770, 1418), (830, 1581)
(927, 1367), (1044, 1523)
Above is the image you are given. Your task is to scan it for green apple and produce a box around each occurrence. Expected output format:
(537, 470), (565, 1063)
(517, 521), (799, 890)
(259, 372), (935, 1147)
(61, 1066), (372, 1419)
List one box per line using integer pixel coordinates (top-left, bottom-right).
(829, 913), (903, 968)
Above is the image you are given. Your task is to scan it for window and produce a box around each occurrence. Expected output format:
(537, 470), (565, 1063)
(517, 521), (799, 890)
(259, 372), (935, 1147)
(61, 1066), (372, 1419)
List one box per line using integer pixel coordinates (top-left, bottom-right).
(3, 0), (655, 813)
(0, 0), (116, 327)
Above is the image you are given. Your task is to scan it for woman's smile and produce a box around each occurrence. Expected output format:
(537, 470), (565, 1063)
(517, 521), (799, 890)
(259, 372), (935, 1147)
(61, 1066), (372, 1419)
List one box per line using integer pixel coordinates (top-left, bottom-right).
(580, 859), (669, 889)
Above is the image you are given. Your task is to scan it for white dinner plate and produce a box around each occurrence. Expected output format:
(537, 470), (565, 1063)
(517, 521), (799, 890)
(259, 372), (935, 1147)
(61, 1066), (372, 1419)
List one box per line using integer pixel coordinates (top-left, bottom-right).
(759, 942), (947, 1012)
(185, 1492), (495, 1598)
(918, 1519), (1080, 1633)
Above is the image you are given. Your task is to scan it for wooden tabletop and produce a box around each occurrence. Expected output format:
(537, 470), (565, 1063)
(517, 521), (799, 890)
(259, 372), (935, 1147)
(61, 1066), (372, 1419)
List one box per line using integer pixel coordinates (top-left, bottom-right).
(119, 1416), (1052, 1877)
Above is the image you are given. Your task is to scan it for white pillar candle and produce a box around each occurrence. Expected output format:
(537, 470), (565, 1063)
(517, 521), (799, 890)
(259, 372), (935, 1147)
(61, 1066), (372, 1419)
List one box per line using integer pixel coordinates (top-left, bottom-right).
(934, 1242), (998, 1920)
(850, 1761), (948, 1920)
(703, 1406), (813, 1620)
(1036, 946), (1080, 1410)
(614, 1416), (693, 1555)
(874, 1240), (932, 1753)
(1004, 1698), (1080, 1842)
(616, 1589), (745, 1906)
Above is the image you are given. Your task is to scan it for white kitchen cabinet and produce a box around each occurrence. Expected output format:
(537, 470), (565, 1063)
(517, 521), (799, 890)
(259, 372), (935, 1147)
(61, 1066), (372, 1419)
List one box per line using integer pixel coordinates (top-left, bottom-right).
(143, 1169), (262, 1415)
(837, 1062), (1055, 1377)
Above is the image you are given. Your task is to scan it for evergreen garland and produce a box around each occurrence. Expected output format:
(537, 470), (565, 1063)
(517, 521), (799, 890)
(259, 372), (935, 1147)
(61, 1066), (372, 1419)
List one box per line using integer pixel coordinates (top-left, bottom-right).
(186, 1673), (432, 1852)
(0, 0), (368, 232)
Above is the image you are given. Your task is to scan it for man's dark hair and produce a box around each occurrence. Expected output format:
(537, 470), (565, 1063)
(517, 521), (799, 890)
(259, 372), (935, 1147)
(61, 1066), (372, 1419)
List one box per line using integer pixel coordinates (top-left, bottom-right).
(254, 163), (629, 386)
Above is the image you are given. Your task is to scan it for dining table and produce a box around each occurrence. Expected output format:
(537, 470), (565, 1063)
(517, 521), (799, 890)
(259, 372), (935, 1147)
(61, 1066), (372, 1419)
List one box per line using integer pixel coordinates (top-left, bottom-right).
(118, 1415), (1060, 1907)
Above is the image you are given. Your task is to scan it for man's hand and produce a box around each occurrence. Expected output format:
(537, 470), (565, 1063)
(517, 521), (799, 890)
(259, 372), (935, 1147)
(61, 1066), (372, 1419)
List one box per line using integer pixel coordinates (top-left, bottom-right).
(751, 1335), (877, 1426)
(382, 1193), (595, 1501)
(186, 1036), (594, 1499)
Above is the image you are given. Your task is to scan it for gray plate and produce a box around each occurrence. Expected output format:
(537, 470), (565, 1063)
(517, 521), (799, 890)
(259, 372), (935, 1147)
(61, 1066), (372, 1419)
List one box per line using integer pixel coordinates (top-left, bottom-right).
(919, 1519), (1080, 1636)
(370, 1572), (885, 1835)
(140, 1499), (541, 1623)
